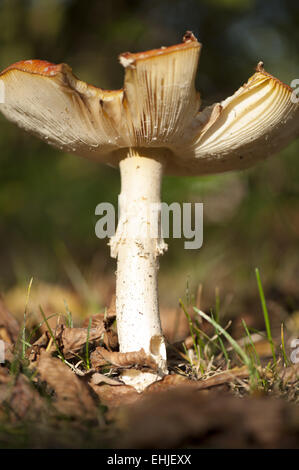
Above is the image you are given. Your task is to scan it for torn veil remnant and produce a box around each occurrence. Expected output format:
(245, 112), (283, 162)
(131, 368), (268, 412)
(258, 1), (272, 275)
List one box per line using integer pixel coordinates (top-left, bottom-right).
(1, 32), (299, 392)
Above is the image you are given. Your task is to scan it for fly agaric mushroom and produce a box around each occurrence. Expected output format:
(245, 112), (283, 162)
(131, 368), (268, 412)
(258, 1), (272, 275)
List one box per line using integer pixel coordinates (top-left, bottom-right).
(1, 32), (299, 391)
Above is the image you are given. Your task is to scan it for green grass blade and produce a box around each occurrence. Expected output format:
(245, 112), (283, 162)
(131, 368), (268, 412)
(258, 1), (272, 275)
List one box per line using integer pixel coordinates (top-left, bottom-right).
(194, 307), (251, 368)
(241, 318), (264, 386)
(180, 299), (199, 360)
(210, 310), (230, 366)
(255, 268), (277, 366)
(280, 323), (290, 367)
(64, 300), (73, 328)
(180, 299), (205, 374)
(85, 317), (92, 370)
(39, 306), (64, 362)
(22, 278), (33, 359)
(217, 334), (230, 365)
(241, 319), (261, 367)
(214, 287), (220, 324)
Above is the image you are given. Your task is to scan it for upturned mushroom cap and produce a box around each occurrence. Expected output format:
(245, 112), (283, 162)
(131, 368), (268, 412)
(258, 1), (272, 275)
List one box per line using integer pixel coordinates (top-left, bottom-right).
(0, 32), (299, 175)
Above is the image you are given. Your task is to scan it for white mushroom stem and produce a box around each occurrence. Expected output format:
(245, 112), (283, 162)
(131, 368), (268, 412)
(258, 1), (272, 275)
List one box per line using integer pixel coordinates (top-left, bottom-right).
(110, 152), (168, 392)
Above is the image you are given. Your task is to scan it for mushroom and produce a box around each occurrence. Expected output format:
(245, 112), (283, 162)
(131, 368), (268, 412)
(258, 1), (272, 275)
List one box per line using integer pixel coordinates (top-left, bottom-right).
(0, 32), (299, 391)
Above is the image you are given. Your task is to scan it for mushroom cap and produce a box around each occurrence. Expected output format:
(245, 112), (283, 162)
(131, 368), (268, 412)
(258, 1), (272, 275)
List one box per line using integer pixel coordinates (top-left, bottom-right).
(0, 33), (299, 175)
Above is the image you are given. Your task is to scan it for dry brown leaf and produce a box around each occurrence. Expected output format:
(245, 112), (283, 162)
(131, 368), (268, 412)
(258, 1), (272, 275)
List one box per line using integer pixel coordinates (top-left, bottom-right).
(0, 371), (46, 421)
(0, 295), (19, 344)
(30, 323), (108, 361)
(90, 382), (139, 409)
(60, 326), (105, 358)
(9, 374), (46, 421)
(90, 347), (157, 370)
(29, 325), (63, 361)
(91, 372), (122, 386)
(82, 313), (106, 328)
(102, 329), (119, 351)
(82, 313), (118, 351)
(117, 389), (299, 449)
(146, 373), (194, 393)
(82, 296), (116, 328)
(146, 367), (249, 393)
(36, 350), (98, 420)
(82, 300), (116, 329)
(195, 366), (249, 390)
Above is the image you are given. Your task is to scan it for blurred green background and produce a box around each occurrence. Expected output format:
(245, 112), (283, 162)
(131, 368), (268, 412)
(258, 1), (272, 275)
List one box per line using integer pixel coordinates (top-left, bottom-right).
(0, 0), (298, 323)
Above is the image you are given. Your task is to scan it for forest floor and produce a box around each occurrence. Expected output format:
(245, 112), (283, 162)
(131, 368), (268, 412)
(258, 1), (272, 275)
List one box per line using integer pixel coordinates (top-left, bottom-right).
(0, 271), (298, 449)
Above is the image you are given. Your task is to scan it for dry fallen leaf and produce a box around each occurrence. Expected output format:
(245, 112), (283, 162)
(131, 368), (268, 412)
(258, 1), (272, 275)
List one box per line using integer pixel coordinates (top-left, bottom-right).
(146, 373), (194, 392)
(82, 299), (116, 328)
(90, 382), (139, 409)
(0, 370), (46, 421)
(91, 372), (122, 386)
(117, 388), (299, 449)
(29, 329), (57, 361)
(30, 323), (108, 361)
(102, 329), (119, 351)
(82, 313), (118, 351)
(146, 367), (249, 393)
(88, 367), (250, 412)
(60, 326), (105, 358)
(82, 313), (106, 329)
(90, 347), (158, 370)
(36, 350), (98, 420)
(195, 366), (249, 390)
(9, 374), (46, 421)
